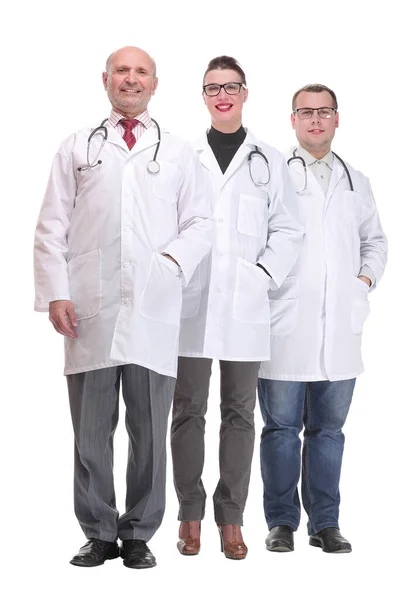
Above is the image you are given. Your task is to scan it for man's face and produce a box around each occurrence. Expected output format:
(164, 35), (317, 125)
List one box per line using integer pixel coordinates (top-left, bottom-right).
(203, 69), (248, 128)
(102, 47), (158, 117)
(291, 91), (339, 155)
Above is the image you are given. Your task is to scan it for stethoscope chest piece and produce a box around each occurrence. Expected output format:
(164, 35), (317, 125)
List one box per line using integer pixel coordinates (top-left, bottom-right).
(147, 160), (160, 174)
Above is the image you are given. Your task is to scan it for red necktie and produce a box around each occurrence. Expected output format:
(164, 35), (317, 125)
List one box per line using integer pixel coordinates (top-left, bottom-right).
(119, 118), (139, 150)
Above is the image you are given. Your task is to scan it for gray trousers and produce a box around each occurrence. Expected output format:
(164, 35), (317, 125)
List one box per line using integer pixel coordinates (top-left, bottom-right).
(171, 357), (260, 525)
(67, 364), (175, 542)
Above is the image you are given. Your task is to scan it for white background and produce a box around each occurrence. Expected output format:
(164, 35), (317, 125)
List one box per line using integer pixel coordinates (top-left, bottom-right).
(1, 0), (399, 598)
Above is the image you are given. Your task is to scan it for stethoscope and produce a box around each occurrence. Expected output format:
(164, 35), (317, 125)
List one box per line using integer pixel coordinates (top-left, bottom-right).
(248, 146), (271, 186)
(77, 118), (161, 173)
(287, 148), (354, 192)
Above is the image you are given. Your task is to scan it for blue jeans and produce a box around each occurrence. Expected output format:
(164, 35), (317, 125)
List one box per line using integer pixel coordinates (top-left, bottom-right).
(257, 379), (355, 535)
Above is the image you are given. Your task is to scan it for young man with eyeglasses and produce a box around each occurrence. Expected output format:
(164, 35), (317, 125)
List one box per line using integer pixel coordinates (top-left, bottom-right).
(258, 84), (387, 553)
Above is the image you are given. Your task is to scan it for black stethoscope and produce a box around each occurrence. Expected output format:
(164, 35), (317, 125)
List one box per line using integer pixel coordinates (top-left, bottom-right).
(287, 148), (354, 192)
(77, 118), (161, 173)
(248, 146), (270, 186)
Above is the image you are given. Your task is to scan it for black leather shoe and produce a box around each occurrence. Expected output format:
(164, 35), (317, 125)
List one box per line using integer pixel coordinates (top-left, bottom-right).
(122, 540), (156, 569)
(70, 538), (120, 567)
(309, 527), (352, 553)
(266, 526), (294, 552)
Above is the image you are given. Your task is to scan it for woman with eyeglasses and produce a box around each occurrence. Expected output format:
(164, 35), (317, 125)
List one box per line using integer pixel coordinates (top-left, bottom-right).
(170, 56), (303, 559)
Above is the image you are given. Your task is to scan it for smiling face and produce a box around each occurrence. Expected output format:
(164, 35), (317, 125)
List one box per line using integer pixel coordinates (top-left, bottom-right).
(102, 47), (158, 118)
(291, 90), (339, 158)
(203, 69), (248, 133)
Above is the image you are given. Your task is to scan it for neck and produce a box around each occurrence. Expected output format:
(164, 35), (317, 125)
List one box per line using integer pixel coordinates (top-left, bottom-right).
(113, 106), (146, 119)
(211, 118), (242, 134)
(301, 143), (331, 160)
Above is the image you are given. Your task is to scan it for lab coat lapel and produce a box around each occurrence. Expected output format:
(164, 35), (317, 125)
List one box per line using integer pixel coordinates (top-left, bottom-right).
(194, 134), (224, 187)
(325, 155), (345, 211)
(221, 141), (250, 188)
(105, 123), (127, 151)
(287, 157), (308, 193)
(128, 124), (159, 158)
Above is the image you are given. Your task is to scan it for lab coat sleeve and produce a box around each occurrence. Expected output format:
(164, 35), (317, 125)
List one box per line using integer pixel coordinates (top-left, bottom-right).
(34, 140), (77, 311)
(163, 146), (214, 286)
(257, 155), (304, 289)
(359, 179), (388, 290)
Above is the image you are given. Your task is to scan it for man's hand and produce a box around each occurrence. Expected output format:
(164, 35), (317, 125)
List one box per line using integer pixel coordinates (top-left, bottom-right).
(49, 300), (78, 338)
(358, 275), (372, 288)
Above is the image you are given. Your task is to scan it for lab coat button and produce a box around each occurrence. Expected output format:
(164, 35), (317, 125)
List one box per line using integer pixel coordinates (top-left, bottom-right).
(123, 262), (130, 268)
(122, 298), (129, 304)
(217, 218), (224, 223)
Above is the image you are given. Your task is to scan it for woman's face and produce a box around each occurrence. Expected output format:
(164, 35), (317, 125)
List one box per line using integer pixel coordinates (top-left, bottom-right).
(203, 69), (248, 130)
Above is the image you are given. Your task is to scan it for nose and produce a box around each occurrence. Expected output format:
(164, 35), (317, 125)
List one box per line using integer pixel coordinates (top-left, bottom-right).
(217, 87), (229, 101)
(310, 110), (321, 125)
(124, 69), (139, 85)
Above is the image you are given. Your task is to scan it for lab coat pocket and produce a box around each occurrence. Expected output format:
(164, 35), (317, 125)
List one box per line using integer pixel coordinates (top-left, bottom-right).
(153, 162), (182, 203)
(237, 194), (266, 237)
(181, 265), (201, 319)
(343, 191), (364, 225)
(68, 249), (101, 320)
(269, 275), (299, 335)
(140, 253), (182, 326)
(232, 258), (270, 324)
(351, 277), (370, 334)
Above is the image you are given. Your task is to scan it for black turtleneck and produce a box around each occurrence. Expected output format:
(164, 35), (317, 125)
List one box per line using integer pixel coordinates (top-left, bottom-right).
(207, 125), (246, 174)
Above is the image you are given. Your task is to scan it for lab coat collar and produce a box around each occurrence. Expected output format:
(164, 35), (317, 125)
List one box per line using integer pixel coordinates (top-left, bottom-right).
(194, 128), (261, 188)
(295, 145), (334, 170)
(285, 147), (326, 200)
(105, 119), (159, 156)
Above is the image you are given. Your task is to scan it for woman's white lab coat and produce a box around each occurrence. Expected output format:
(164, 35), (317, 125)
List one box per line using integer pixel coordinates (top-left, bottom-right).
(34, 122), (214, 377)
(178, 131), (304, 361)
(259, 150), (388, 382)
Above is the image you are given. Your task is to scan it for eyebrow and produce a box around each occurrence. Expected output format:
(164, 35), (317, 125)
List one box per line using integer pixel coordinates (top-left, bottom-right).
(114, 64), (150, 72)
(295, 106), (336, 110)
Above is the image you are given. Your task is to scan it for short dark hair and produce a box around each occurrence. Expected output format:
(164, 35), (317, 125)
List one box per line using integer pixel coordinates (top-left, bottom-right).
(292, 84), (338, 111)
(203, 56), (247, 86)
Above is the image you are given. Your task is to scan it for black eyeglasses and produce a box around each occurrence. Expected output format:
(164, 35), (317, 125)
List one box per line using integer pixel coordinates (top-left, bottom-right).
(203, 82), (246, 97)
(293, 107), (337, 120)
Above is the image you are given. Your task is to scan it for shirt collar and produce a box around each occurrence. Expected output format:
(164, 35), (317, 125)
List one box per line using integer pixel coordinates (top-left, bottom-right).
(108, 108), (152, 128)
(296, 145), (334, 170)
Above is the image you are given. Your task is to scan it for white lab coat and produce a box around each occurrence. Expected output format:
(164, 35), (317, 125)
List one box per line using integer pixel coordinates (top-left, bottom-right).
(178, 131), (304, 360)
(259, 149), (388, 382)
(34, 122), (214, 377)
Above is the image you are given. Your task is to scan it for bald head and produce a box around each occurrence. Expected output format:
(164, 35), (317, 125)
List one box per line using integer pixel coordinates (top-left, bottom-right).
(105, 46), (157, 77)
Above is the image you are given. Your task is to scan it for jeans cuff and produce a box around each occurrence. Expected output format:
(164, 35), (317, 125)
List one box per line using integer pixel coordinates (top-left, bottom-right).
(268, 519), (299, 532)
(308, 521), (339, 536)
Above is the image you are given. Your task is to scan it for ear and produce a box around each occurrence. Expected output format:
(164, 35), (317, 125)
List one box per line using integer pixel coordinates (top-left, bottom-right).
(152, 77), (159, 95)
(243, 87), (249, 103)
(291, 113), (296, 129)
(202, 92), (207, 105)
(102, 72), (108, 91)
(335, 111), (339, 129)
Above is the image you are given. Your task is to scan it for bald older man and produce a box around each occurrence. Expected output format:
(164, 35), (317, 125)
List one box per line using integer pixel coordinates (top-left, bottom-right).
(34, 47), (213, 569)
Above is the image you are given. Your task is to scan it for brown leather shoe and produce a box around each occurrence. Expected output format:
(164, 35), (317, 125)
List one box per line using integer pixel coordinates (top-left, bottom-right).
(217, 524), (248, 560)
(177, 521), (201, 555)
